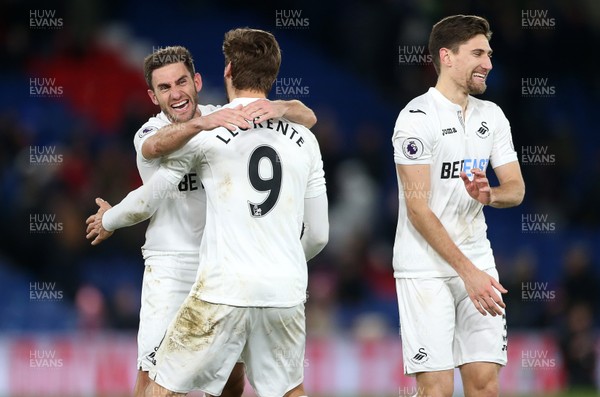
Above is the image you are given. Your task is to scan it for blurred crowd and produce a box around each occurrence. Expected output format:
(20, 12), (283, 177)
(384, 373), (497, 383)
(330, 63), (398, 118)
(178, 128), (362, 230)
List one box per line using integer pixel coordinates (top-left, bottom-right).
(1, 0), (599, 390)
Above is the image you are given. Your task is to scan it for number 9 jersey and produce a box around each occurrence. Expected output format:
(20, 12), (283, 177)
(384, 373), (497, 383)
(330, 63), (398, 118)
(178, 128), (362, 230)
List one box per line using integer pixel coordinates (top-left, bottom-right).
(160, 97), (326, 308)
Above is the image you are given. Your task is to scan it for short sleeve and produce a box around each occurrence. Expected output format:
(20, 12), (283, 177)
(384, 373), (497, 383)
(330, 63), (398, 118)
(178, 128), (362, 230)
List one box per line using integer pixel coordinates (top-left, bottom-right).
(133, 118), (165, 163)
(489, 105), (518, 169)
(392, 109), (436, 165)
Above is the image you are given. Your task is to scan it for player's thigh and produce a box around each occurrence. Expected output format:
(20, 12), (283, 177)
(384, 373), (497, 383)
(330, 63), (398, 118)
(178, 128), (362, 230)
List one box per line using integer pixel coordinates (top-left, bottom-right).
(138, 259), (196, 371)
(396, 278), (456, 375)
(150, 298), (247, 396)
(452, 268), (507, 368)
(243, 304), (306, 397)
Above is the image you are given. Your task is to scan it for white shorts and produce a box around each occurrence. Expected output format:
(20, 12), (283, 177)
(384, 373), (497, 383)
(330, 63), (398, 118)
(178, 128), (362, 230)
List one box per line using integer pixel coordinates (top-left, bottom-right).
(149, 296), (305, 397)
(137, 253), (198, 371)
(396, 267), (507, 375)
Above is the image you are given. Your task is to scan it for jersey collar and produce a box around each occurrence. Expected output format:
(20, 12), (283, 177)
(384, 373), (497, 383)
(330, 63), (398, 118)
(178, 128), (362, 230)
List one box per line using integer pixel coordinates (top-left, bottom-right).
(428, 87), (479, 120)
(225, 97), (262, 108)
(428, 87), (463, 111)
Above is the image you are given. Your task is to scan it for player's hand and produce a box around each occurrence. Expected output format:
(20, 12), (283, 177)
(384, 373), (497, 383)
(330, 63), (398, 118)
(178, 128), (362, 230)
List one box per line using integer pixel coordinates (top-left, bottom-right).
(242, 99), (284, 124)
(196, 105), (252, 132)
(85, 198), (114, 245)
(461, 268), (507, 316)
(460, 168), (493, 205)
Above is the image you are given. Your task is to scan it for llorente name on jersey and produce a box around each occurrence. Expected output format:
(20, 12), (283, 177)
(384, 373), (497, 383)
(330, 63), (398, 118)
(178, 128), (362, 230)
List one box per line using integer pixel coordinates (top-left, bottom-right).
(216, 119), (306, 147)
(441, 158), (490, 179)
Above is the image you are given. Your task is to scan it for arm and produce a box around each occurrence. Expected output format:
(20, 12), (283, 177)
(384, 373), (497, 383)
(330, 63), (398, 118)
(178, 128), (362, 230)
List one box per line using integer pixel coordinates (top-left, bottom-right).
(301, 193), (329, 260)
(460, 161), (525, 208)
(397, 163), (507, 316)
(84, 168), (178, 245)
(101, 170), (175, 231)
(243, 99), (317, 128)
(490, 161), (525, 207)
(142, 106), (252, 159)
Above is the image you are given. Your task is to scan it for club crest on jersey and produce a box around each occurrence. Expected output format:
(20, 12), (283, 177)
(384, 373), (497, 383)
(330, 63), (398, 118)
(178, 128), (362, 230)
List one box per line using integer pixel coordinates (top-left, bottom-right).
(475, 121), (490, 139)
(138, 126), (157, 138)
(402, 137), (424, 160)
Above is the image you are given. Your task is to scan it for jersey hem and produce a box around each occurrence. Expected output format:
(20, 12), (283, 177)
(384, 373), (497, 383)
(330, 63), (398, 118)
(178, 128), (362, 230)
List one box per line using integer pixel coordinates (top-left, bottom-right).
(198, 294), (306, 308)
(394, 264), (496, 279)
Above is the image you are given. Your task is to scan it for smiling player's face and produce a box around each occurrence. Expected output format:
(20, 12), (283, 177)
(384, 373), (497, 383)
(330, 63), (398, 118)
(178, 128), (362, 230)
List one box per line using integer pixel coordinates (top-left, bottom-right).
(448, 34), (493, 95)
(147, 62), (202, 123)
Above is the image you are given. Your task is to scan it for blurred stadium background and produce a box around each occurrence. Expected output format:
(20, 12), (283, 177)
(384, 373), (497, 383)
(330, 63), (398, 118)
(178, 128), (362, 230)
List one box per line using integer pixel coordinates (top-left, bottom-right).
(1, 0), (599, 396)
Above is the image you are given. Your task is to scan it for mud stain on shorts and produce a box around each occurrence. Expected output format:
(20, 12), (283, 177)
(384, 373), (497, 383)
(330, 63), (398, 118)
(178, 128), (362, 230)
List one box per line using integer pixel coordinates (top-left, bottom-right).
(165, 296), (218, 354)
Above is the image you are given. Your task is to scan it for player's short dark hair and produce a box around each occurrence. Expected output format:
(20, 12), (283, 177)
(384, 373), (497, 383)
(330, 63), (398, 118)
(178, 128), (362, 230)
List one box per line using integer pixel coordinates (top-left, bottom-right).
(428, 15), (492, 75)
(143, 46), (195, 90)
(222, 28), (281, 95)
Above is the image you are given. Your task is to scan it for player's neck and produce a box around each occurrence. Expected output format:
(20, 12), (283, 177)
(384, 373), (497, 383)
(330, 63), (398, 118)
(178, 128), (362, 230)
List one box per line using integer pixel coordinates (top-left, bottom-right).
(435, 79), (469, 113)
(227, 88), (267, 102)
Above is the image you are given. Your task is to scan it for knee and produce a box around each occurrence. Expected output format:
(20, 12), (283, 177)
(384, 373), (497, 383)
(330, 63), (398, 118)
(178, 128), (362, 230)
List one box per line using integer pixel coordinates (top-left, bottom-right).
(465, 376), (499, 397)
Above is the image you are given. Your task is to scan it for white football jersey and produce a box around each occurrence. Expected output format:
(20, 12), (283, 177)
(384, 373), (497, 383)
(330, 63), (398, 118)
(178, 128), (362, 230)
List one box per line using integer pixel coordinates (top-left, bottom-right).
(133, 104), (217, 259)
(392, 87), (518, 278)
(159, 97), (327, 307)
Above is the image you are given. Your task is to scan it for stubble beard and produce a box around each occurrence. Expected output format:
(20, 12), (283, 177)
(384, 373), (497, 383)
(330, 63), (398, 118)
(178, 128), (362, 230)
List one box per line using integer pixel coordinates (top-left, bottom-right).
(467, 73), (488, 96)
(163, 95), (199, 124)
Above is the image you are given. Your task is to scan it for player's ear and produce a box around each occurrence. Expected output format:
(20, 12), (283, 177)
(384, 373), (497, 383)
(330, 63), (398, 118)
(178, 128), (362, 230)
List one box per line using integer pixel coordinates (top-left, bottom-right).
(224, 62), (232, 79)
(194, 72), (202, 93)
(440, 47), (452, 69)
(147, 89), (159, 105)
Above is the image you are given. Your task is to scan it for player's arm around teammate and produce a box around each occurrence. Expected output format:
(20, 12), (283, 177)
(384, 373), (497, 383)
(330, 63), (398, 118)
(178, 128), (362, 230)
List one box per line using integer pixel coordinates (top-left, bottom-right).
(141, 99), (316, 159)
(245, 98), (317, 127)
(141, 106), (251, 159)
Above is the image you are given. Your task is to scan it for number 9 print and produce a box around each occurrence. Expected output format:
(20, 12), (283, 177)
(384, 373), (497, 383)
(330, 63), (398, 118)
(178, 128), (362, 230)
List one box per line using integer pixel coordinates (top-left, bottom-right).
(247, 145), (282, 218)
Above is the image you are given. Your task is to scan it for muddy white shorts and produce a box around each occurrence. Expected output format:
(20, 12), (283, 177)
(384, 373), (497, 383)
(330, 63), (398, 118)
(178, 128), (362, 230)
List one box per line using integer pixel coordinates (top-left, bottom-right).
(149, 295), (306, 397)
(137, 252), (198, 371)
(396, 267), (507, 375)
